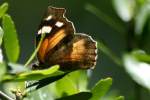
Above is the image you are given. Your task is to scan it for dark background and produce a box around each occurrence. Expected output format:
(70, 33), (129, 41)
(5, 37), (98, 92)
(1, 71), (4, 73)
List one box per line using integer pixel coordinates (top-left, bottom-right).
(0, 0), (150, 99)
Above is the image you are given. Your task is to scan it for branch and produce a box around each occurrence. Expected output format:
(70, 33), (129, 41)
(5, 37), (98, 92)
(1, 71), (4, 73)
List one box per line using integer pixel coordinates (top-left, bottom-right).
(0, 90), (14, 100)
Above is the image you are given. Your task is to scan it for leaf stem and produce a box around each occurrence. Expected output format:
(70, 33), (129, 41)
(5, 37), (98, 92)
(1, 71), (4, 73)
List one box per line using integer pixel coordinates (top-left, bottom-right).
(126, 20), (142, 100)
(0, 90), (14, 100)
(97, 41), (122, 66)
(85, 3), (125, 34)
(24, 34), (45, 67)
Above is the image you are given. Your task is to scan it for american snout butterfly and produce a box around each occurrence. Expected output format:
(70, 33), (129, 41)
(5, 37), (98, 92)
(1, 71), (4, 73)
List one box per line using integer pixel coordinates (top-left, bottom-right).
(35, 6), (97, 70)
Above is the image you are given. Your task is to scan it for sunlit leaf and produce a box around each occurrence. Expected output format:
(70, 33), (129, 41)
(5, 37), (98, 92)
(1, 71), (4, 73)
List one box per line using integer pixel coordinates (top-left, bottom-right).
(112, 0), (136, 22)
(25, 84), (55, 100)
(56, 92), (92, 100)
(2, 65), (62, 82)
(90, 78), (112, 100)
(0, 27), (4, 46)
(135, 3), (150, 35)
(132, 50), (150, 63)
(0, 48), (3, 63)
(2, 14), (20, 63)
(66, 70), (88, 91)
(115, 96), (125, 100)
(55, 75), (79, 98)
(8, 62), (29, 74)
(3, 82), (25, 99)
(0, 63), (6, 81)
(32, 73), (66, 90)
(123, 52), (150, 90)
(0, 3), (8, 18)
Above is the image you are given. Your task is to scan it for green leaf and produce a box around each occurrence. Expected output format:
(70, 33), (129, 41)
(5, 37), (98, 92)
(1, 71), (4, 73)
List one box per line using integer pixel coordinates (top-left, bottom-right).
(66, 70), (88, 91)
(123, 52), (150, 90)
(0, 3), (8, 18)
(2, 65), (63, 82)
(25, 84), (56, 100)
(0, 63), (6, 81)
(115, 96), (124, 100)
(0, 27), (4, 46)
(112, 0), (136, 22)
(55, 75), (79, 98)
(56, 92), (92, 100)
(0, 48), (3, 62)
(135, 3), (150, 35)
(8, 62), (29, 74)
(2, 14), (20, 63)
(35, 73), (67, 90)
(90, 77), (112, 100)
(132, 50), (150, 63)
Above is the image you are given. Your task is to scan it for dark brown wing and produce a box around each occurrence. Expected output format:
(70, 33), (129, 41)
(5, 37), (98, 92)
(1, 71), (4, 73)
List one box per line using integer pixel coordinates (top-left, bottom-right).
(36, 6), (75, 63)
(45, 33), (97, 70)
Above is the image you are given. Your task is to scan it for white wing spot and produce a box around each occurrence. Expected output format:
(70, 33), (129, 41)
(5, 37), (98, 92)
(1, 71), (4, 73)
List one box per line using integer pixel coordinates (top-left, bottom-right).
(55, 21), (64, 27)
(41, 26), (52, 34)
(45, 15), (52, 21)
(38, 29), (42, 34)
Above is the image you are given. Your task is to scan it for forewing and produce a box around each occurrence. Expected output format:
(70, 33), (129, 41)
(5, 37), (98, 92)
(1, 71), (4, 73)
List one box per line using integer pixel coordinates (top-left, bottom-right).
(36, 6), (75, 63)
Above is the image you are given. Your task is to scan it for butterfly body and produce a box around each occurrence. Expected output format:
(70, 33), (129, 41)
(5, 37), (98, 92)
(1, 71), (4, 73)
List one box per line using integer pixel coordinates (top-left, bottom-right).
(36, 6), (97, 70)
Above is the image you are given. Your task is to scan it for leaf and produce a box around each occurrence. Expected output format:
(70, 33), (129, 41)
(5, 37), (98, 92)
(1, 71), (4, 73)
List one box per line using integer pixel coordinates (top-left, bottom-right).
(123, 52), (150, 90)
(135, 3), (150, 35)
(115, 96), (125, 100)
(2, 14), (20, 63)
(0, 63), (6, 81)
(8, 62), (29, 74)
(66, 70), (88, 91)
(90, 77), (112, 100)
(28, 73), (67, 90)
(56, 92), (92, 100)
(0, 48), (3, 63)
(112, 0), (136, 22)
(55, 75), (79, 98)
(132, 50), (150, 63)
(0, 3), (8, 18)
(2, 65), (63, 82)
(0, 27), (4, 46)
(25, 85), (56, 100)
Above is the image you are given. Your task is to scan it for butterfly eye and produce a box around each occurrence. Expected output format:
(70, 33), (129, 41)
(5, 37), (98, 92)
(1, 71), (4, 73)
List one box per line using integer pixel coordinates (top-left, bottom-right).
(55, 21), (64, 27)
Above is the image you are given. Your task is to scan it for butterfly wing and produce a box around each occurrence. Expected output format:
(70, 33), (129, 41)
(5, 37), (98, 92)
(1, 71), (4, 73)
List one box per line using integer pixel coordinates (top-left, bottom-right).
(36, 7), (75, 63)
(36, 6), (97, 70)
(45, 33), (97, 70)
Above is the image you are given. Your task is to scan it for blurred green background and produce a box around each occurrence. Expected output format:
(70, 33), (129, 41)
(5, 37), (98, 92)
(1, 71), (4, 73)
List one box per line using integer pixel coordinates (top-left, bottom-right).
(0, 0), (150, 100)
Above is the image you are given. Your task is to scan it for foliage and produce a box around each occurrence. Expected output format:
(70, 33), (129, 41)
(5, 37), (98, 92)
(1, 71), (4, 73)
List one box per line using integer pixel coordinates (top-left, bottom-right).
(85, 0), (150, 99)
(0, 2), (123, 100)
(1, 0), (150, 99)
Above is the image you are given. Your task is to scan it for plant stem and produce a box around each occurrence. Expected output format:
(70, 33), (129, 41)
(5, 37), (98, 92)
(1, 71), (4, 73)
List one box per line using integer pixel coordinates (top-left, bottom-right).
(126, 20), (141, 100)
(134, 83), (141, 100)
(85, 3), (125, 35)
(24, 34), (45, 67)
(0, 91), (14, 100)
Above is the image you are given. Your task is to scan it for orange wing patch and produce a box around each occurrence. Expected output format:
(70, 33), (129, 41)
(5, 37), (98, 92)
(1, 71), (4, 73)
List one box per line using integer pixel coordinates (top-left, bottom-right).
(46, 29), (66, 52)
(38, 29), (66, 63)
(38, 39), (49, 63)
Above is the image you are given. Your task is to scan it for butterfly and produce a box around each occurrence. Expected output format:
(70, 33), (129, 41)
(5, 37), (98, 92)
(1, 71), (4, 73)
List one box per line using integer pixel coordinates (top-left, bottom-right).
(35, 6), (97, 70)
